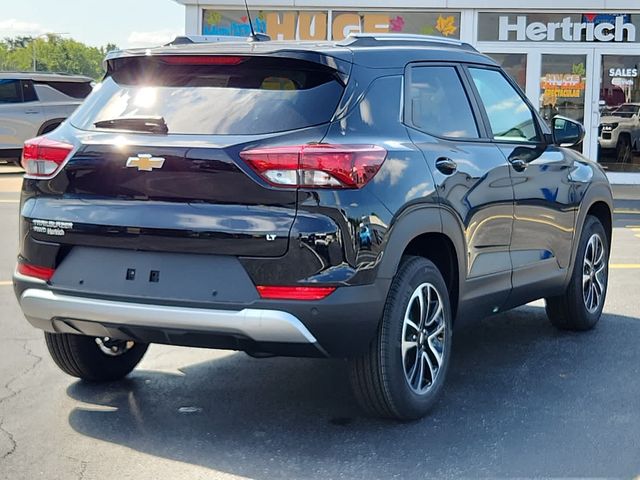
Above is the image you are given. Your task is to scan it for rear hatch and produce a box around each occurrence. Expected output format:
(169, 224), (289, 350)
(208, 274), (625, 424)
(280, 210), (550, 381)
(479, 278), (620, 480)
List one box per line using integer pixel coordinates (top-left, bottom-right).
(26, 51), (350, 257)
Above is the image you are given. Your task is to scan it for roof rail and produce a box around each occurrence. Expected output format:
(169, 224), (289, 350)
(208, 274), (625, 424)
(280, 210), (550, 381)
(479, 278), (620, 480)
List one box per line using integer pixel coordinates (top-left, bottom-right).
(166, 34), (270, 45)
(339, 33), (477, 51)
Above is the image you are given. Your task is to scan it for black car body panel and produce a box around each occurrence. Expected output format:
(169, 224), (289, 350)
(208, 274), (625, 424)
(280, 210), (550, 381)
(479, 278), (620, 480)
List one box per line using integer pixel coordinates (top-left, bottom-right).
(15, 36), (613, 358)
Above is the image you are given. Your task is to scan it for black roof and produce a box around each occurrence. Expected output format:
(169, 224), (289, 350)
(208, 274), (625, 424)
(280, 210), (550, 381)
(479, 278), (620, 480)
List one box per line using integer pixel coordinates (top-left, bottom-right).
(105, 34), (498, 70)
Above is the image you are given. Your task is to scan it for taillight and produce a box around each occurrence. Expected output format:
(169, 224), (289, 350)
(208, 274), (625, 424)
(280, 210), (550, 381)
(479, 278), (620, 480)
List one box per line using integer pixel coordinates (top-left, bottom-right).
(240, 144), (387, 189)
(17, 262), (55, 281)
(256, 285), (336, 300)
(21, 137), (73, 177)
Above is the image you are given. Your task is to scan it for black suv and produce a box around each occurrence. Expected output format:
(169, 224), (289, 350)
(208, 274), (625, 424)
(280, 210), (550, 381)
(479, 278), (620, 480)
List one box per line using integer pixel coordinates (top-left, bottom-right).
(14, 34), (613, 420)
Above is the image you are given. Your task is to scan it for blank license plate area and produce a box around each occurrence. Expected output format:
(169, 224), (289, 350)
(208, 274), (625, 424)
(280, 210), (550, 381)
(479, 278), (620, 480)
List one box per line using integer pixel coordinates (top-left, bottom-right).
(51, 247), (258, 305)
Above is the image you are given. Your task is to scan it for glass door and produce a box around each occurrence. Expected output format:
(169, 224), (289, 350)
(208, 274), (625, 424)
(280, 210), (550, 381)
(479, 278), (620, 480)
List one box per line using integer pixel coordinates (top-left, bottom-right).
(539, 53), (591, 152)
(539, 54), (588, 124)
(594, 52), (640, 172)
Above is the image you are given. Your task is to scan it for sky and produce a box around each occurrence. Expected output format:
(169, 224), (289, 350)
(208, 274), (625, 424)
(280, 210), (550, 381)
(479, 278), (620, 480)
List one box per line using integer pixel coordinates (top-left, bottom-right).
(1, 0), (185, 48)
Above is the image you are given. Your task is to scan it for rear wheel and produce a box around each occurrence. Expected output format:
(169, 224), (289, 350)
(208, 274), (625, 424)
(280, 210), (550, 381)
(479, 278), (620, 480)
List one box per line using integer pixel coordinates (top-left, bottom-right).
(349, 256), (452, 420)
(44, 332), (148, 381)
(545, 215), (609, 331)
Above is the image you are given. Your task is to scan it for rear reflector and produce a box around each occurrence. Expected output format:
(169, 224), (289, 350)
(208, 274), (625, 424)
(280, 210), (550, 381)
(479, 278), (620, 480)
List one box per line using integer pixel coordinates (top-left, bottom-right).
(17, 262), (55, 281)
(22, 137), (74, 177)
(159, 55), (246, 65)
(256, 285), (336, 300)
(240, 144), (387, 189)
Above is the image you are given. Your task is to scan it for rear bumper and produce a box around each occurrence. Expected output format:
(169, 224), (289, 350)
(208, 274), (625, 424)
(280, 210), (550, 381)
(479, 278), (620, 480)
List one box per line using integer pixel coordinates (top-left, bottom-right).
(19, 288), (327, 356)
(15, 275), (389, 357)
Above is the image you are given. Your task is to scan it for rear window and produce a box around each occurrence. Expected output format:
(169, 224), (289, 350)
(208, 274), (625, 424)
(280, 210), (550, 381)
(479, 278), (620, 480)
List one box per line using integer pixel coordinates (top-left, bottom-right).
(70, 56), (345, 135)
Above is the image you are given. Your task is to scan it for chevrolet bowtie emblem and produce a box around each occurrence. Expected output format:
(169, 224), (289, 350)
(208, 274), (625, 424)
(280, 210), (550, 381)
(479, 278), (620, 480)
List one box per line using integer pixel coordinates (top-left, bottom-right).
(126, 154), (165, 171)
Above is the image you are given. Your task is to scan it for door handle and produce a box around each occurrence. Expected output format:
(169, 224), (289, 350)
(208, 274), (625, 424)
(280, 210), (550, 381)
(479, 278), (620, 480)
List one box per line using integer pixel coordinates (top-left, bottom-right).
(24, 109), (39, 114)
(510, 158), (528, 172)
(435, 157), (457, 175)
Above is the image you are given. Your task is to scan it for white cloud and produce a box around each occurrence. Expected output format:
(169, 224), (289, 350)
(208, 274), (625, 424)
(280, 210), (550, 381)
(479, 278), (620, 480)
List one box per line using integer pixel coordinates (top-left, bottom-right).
(0, 18), (46, 36)
(127, 29), (180, 48)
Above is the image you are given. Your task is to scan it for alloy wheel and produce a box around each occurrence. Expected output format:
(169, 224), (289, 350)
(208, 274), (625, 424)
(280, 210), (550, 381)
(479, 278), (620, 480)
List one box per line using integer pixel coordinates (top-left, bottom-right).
(582, 233), (606, 313)
(401, 283), (447, 395)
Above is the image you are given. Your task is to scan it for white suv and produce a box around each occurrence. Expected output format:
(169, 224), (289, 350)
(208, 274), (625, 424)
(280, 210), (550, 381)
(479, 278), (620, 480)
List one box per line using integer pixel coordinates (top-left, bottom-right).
(0, 72), (93, 165)
(598, 103), (640, 164)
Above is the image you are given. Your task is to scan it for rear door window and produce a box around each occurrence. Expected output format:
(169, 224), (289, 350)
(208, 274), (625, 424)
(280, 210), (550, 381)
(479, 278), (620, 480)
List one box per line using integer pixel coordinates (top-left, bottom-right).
(70, 56), (345, 135)
(407, 66), (479, 139)
(0, 79), (22, 103)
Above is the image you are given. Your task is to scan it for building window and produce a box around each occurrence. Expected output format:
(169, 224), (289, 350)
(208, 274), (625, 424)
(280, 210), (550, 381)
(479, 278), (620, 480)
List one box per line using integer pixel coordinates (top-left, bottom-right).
(202, 10), (461, 40)
(486, 53), (527, 90)
(597, 55), (640, 172)
(539, 54), (587, 125)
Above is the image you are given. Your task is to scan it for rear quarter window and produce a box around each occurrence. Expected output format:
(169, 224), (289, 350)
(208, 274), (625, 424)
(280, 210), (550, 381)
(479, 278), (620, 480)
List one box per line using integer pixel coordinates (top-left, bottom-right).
(36, 80), (93, 99)
(70, 56), (345, 135)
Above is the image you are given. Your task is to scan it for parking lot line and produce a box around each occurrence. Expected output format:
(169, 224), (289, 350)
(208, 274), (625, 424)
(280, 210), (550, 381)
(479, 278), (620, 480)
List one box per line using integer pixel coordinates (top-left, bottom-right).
(0, 199), (19, 203)
(615, 209), (640, 214)
(0, 280), (12, 286)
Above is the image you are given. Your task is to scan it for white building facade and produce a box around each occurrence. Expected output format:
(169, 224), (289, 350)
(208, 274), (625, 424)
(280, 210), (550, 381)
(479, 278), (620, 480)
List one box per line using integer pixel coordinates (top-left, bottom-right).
(176, 0), (640, 180)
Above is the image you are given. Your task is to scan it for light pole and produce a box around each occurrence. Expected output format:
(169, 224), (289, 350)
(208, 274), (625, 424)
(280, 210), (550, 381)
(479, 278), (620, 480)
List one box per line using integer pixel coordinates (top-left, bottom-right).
(32, 32), (69, 72)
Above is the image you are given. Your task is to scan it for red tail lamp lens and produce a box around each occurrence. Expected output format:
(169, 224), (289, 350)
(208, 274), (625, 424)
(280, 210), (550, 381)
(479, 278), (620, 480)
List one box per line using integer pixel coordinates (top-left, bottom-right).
(240, 144), (387, 189)
(22, 137), (73, 177)
(256, 285), (336, 300)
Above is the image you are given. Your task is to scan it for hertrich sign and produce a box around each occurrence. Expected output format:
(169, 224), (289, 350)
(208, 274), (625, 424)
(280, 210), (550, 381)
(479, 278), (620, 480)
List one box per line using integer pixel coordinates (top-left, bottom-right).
(499, 15), (636, 42)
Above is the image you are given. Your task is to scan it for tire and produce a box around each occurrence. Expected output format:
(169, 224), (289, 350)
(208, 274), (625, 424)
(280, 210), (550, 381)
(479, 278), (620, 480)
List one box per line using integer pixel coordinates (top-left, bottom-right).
(545, 215), (609, 331)
(44, 332), (148, 381)
(349, 256), (452, 420)
(616, 135), (632, 164)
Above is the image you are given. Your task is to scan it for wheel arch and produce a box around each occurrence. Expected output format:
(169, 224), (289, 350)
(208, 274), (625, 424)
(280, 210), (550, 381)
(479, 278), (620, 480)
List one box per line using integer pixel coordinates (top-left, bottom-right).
(587, 201), (612, 248)
(618, 131), (631, 142)
(37, 118), (66, 136)
(377, 207), (466, 321)
(566, 182), (614, 285)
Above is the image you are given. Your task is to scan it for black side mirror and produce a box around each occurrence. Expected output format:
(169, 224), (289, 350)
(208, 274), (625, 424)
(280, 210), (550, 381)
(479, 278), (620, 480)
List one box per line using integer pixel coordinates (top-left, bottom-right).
(552, 116), (585, 148)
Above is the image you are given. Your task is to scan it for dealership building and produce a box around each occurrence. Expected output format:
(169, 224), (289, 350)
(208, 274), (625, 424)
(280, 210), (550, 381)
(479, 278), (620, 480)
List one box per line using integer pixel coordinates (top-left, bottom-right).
(176, 0), (640, 181)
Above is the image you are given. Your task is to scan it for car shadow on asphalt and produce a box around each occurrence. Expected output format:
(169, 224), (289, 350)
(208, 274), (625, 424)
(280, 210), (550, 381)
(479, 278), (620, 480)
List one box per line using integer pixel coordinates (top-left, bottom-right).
(65, 305), (640, 478)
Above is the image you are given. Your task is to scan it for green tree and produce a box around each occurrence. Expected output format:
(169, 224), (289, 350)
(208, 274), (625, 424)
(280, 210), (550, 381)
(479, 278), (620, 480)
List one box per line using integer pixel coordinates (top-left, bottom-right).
(0, 35), (118, 79)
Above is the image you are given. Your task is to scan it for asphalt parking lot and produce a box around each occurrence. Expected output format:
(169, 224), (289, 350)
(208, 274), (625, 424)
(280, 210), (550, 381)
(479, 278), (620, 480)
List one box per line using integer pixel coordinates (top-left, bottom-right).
(1, 166), (640, 479)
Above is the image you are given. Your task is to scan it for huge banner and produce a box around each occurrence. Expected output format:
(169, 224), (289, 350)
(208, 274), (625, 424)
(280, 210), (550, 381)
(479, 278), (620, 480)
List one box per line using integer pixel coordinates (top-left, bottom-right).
(202, 10), (461, 40)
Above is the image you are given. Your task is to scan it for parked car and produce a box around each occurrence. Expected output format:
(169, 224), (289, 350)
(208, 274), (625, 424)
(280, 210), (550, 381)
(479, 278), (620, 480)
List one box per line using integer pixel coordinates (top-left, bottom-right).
(598, 103), (640, 164)
(0, 72), (93, 165)
(13, 34), (613, 420)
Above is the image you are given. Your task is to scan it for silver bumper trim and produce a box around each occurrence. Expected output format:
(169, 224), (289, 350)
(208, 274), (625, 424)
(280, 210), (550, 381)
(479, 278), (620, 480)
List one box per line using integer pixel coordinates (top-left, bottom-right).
(19, 289), (317, 344)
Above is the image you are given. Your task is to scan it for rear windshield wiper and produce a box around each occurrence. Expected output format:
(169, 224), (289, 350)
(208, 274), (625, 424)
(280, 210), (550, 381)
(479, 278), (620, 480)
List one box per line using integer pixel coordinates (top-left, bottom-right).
(93, 116), (168, 134)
